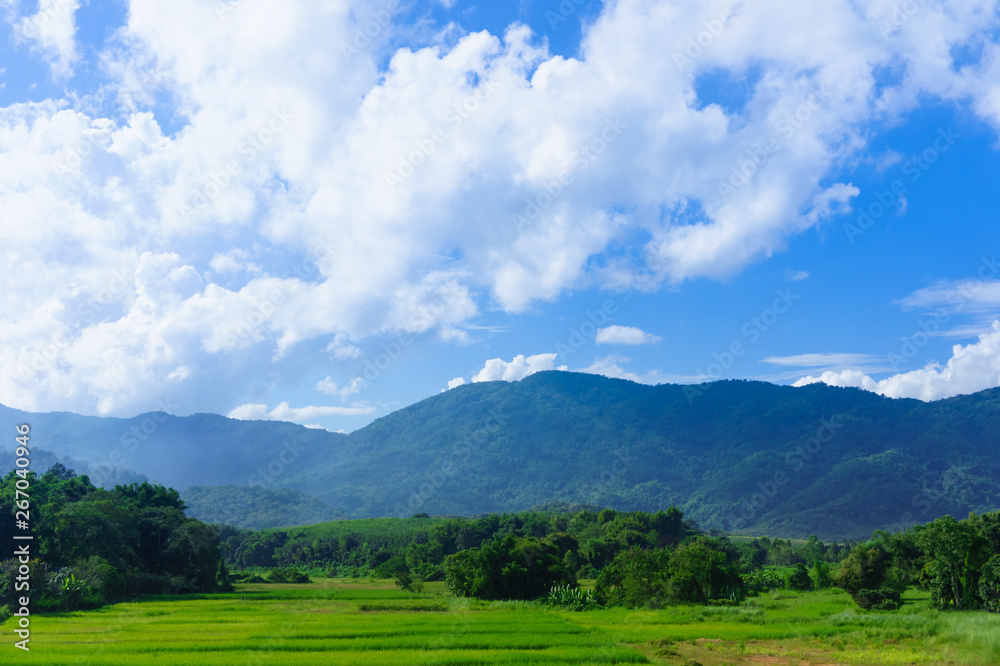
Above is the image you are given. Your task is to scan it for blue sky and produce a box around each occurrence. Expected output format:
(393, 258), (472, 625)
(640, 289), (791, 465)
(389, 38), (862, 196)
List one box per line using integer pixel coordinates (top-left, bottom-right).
(2, 0), (1000, 431)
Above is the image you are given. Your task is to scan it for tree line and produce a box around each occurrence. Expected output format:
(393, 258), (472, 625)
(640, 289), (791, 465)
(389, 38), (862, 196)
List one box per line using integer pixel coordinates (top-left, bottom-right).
(0, 465), (231, 620)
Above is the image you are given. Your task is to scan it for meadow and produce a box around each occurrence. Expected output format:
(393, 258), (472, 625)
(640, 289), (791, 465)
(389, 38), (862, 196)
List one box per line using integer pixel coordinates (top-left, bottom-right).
(5, 579), (1000, 665)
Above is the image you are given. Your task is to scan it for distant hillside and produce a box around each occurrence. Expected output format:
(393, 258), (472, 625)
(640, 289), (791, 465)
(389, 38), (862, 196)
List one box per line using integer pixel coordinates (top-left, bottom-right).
(182, 485), (346, 530)
(0, 447), (149, 488)
(3, 373), (999, 539)
(0, 402), (347, 491)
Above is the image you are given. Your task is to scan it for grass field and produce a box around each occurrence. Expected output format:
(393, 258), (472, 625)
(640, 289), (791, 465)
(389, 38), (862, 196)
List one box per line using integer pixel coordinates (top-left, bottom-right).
(4, 579), (1000, 665)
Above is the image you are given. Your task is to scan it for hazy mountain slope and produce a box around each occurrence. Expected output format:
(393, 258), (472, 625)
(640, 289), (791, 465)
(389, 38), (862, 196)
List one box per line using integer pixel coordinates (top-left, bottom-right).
(0, 403), (347, 490)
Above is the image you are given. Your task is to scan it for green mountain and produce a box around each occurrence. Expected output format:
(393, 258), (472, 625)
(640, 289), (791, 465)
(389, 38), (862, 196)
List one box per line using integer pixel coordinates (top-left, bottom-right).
(3, 372), (999, 539)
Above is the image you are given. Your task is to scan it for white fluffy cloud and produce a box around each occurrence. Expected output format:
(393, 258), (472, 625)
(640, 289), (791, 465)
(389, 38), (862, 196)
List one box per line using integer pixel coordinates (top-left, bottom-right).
(470, 354), (567, 383)
(595, 325), (662, 345)
(794, 321), (1000, 401)
(4, 0), (1000, 416)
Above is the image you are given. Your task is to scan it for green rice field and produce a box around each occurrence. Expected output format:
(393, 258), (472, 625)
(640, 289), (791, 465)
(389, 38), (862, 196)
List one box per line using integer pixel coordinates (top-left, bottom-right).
(4, 579), (1000, 664)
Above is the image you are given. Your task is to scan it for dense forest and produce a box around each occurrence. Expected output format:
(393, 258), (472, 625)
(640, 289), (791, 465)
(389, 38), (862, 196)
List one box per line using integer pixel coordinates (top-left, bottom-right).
(5, 373), (999, 538)
(0, 465), (230, 620)
(3, 463), (1000, 620)
(182, 484), (346, 530)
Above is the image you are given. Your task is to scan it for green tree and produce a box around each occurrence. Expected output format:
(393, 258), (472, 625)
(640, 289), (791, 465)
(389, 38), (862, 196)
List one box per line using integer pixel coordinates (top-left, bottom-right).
(786, 563), (813, 591)
(916, 515), (986, 610)
(595, 547), (672, 608)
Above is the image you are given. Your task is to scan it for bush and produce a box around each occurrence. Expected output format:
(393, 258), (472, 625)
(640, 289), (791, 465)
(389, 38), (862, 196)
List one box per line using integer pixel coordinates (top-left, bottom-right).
(854, 587), (903, 611)
(811, 561), (833, 589)
(372, 556), (408, 579)
(264, 568), (310, 584)
(786, 563), (814, 591)
(394, 571), (424, 593)
(73, 556), (127, 603)
(742, 569), (783, 594)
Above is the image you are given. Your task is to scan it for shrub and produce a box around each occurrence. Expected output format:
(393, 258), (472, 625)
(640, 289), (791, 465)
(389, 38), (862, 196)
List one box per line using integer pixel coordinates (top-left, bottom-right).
(372, 556), (408, 579)
(742, 569), (783, 594)
(394, 571), (424, 593)
(264, 568), (310, 584)
(854, 587), (903, 611)
(786, 563), (814, 591)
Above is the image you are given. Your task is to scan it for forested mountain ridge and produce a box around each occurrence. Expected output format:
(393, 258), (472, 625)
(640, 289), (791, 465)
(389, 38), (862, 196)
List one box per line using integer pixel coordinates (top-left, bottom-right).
(3, 372), (998, 539)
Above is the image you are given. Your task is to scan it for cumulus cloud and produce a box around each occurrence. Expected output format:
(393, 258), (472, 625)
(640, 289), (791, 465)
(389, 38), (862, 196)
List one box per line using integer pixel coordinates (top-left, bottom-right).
(470, 353), (567, 383)
(595, 325), (662, 345)
(794, 322), (1000, 401)
(446, 376), (466, 390)
(227, 401), (375, 424)
(5, 0), (1000, 416)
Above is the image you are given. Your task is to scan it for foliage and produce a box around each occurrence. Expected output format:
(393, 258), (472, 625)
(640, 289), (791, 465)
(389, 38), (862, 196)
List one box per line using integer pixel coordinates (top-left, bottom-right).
(393, 571), (424, 593)
(182, 485), (346, 530)
(0, 468), (224, 613)
(786, 563), (813, 591)
(264, 568), (310, 584)
(741, 568), (783, 594)
(444, 535), (573, 600)
(544, 584), (601, 611)
(595, 538), (744, 608)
